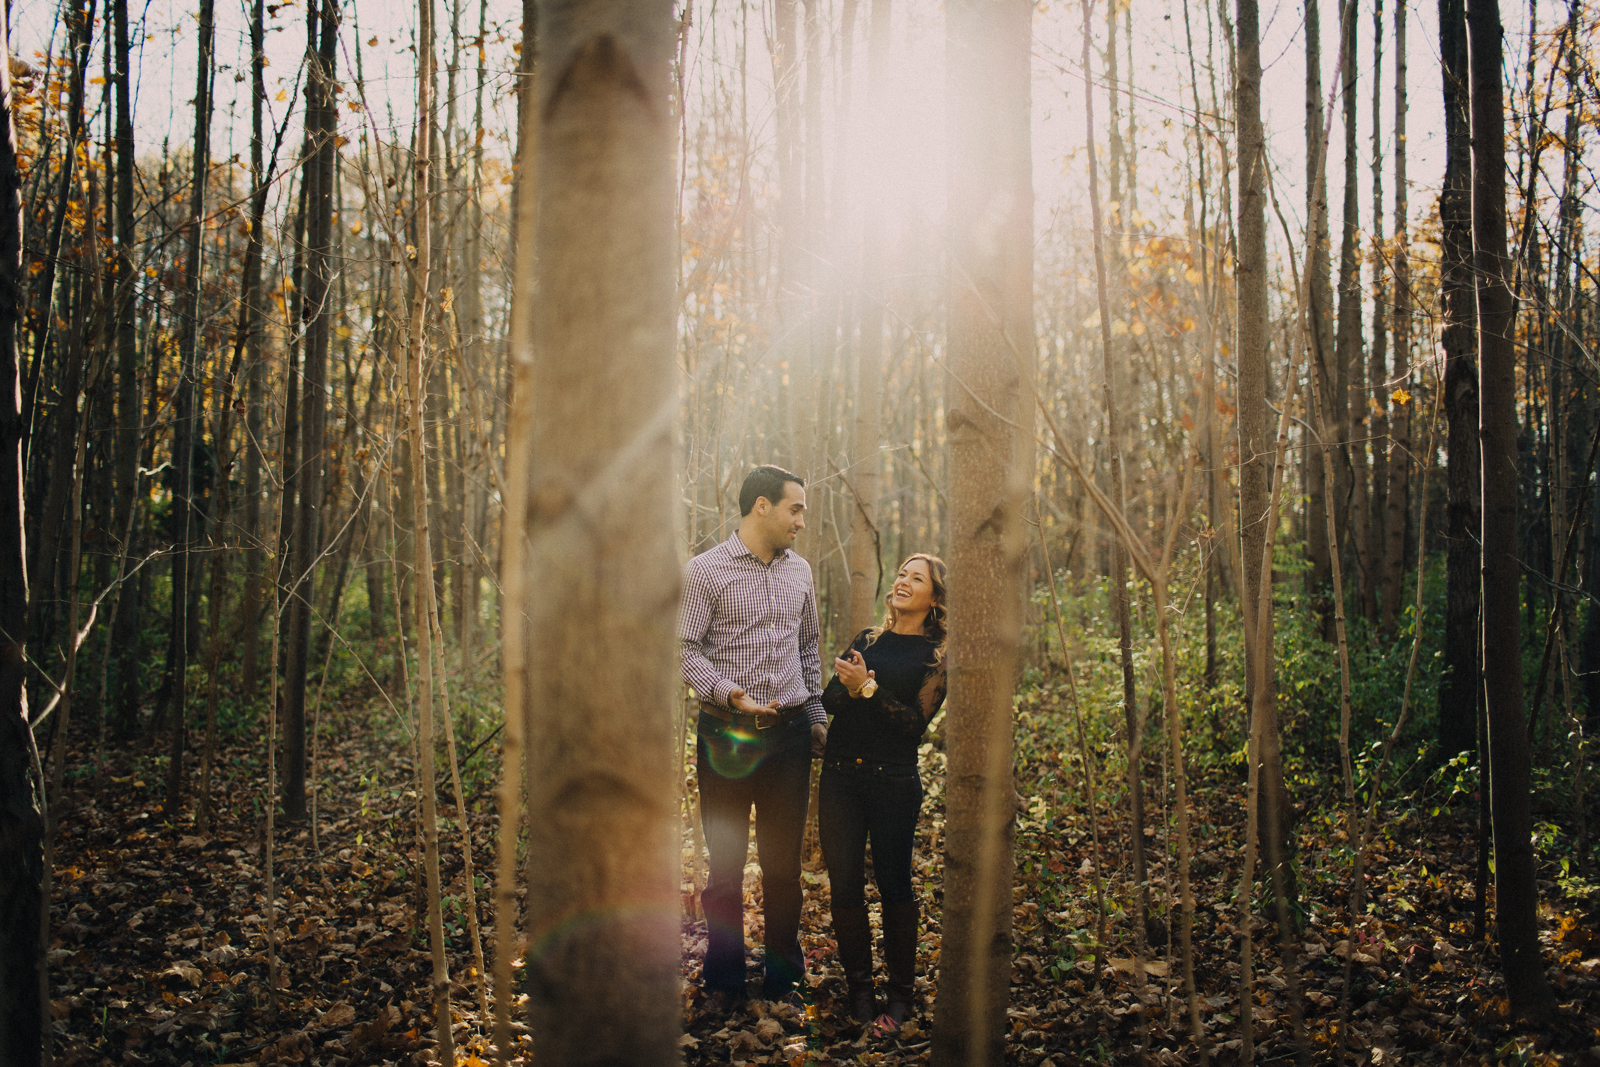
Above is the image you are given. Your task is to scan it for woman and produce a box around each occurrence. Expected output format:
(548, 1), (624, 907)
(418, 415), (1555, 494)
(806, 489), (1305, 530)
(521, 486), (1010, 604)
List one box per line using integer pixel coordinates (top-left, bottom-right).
(820, 553), (948, 1029)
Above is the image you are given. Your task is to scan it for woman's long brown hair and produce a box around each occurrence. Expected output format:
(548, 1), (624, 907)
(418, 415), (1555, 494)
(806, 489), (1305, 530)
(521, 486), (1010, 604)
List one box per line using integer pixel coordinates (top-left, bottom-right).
(864, 553), (948, 662)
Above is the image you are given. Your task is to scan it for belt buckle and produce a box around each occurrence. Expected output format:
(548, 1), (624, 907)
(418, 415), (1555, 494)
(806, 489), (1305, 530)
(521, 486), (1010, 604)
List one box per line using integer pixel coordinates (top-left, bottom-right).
(753, 708), (780, 730)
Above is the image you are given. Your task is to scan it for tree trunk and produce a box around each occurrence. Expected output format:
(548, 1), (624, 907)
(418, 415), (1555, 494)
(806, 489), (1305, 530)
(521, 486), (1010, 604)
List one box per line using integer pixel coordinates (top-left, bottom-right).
(239, 0), (269, 697)
(1438, 0), (1479, 761)
(1237, 0), (1296, 949)
(493, 5), (537, 1057)
(165, 0), (216, 818)
(1469, 0), (1556, 1022)
(1364, 0), (1388, 623)
(516, 5), (682, 1061)
(1381, 0), (1410, 634)
(846, 0), (890, 637)
(282, 0), (338, 821)
(1304, 0), (1336, 631)
(457, 0), (489, 657)
(407, 0), (454, 1059)
(931, 0), (1032, 1061)
(0, 13), (44, 1059)
(106, 0), (142, 739)
(1335, 0), (1365, 627)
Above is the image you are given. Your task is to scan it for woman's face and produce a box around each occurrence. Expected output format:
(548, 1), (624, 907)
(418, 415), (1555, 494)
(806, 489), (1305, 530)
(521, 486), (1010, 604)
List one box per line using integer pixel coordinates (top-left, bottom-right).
(889, 558), (936, 617)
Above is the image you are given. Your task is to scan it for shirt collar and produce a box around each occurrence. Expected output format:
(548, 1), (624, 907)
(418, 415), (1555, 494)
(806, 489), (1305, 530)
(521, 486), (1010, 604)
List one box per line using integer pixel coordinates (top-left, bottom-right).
(727, 530), (788, 564)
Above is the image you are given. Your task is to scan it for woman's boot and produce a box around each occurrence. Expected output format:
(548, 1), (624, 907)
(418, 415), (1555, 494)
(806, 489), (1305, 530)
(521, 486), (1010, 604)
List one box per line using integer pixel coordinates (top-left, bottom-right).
(833, 905), (878, 1022)
(882, 901), (919, 1025)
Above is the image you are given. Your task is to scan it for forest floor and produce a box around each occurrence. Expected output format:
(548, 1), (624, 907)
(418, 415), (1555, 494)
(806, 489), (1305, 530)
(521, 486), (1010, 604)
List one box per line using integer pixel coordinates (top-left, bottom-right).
(41, 692), (1600, 1067)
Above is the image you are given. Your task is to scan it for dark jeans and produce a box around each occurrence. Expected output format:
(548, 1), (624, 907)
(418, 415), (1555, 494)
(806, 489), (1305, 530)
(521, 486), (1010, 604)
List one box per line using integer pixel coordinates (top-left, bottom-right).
(818, 759), (923, 910)
(696, 713), (812, 997)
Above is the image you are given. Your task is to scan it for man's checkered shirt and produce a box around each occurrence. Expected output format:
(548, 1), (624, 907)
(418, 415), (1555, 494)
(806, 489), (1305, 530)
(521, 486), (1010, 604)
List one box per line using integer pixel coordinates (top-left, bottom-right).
(678, 531), (827, 727)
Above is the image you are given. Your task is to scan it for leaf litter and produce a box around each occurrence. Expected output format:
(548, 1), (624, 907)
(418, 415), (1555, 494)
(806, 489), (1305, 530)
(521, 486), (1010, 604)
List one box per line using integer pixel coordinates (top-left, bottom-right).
(40, 700), (1600, 1065)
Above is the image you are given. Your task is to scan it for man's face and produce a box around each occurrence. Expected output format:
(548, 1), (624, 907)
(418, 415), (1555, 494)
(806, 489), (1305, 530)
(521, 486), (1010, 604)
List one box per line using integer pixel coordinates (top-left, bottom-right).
(760, 482), (807, 551)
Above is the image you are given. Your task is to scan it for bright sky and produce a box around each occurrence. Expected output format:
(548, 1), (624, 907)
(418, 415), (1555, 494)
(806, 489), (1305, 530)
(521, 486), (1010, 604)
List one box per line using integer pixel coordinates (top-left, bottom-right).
(12, 0), (1540, 278)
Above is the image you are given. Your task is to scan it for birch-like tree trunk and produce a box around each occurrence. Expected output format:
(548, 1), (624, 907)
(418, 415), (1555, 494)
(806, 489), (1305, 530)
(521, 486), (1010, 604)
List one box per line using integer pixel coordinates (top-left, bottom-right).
(514, 2), (682, 1060)
(932, 0), (1033, 1060)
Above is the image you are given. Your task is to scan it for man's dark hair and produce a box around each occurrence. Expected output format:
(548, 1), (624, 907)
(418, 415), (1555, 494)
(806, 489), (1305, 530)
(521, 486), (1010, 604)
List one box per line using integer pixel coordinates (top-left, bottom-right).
(739, 465), (804, 516)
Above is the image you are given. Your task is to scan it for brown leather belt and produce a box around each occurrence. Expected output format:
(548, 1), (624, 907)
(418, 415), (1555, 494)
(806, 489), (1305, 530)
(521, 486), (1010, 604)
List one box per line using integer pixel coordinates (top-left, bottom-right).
(699, 701), (805, 730)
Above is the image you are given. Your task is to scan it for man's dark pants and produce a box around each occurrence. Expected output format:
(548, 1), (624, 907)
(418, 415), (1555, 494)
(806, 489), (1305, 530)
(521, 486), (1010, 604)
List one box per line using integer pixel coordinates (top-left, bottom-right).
(696, 711), (812, 999)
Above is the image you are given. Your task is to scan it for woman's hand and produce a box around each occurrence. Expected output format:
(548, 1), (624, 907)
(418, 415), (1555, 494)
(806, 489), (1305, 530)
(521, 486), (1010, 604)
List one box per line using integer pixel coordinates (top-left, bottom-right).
(833, 650), (874, 695)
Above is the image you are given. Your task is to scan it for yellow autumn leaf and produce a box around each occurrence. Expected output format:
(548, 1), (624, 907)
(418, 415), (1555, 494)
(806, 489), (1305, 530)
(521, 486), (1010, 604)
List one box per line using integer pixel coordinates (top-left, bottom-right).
(1391, 388), (1412, 406)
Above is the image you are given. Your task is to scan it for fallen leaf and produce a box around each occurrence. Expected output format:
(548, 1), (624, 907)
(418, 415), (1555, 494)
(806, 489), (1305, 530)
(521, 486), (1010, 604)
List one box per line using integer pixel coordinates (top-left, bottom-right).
(159, 963), (202, 987)
(1108, 957), (1168, 977)
(314, 1002), (356, 1028)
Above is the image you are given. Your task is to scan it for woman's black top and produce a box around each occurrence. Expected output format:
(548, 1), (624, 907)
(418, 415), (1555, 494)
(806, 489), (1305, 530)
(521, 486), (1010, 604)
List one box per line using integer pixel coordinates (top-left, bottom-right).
(821, 628), (947, 766)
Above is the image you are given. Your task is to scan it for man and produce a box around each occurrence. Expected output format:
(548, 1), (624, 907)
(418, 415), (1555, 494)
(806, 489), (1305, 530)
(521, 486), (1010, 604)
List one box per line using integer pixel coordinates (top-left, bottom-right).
(680, 465), (828, 1010)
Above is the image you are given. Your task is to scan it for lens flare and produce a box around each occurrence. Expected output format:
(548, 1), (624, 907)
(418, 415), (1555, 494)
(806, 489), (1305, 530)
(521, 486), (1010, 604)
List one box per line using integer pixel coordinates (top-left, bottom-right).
(702, 725), (767, 780)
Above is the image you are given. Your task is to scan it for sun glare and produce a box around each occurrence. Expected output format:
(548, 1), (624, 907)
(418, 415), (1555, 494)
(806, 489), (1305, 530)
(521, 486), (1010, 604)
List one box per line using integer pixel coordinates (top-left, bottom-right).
(845, 46), (947, 224)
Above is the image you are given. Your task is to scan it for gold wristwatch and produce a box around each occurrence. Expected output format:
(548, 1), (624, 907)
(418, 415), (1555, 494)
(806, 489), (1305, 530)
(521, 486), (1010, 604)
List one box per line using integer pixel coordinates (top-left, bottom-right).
(859, 677), (878, 699)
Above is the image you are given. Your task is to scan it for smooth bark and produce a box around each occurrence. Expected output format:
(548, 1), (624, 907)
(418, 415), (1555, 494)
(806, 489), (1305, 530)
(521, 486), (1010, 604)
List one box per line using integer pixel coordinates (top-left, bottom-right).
(932, 0), (1032, 1061)
(516, 2), (683, 1061)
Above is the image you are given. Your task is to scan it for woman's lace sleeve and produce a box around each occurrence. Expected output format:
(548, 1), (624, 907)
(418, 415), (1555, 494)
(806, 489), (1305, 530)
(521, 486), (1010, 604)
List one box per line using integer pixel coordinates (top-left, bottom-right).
(877, 691), (927, 736)
(918, 661), (948, 722)
(879, 660), (947, 738)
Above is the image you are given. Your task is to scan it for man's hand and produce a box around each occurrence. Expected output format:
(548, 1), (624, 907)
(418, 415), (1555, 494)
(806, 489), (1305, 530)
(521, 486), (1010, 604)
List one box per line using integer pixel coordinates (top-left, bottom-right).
(810, 722), (828, 758)
(728, 688), (780, 717)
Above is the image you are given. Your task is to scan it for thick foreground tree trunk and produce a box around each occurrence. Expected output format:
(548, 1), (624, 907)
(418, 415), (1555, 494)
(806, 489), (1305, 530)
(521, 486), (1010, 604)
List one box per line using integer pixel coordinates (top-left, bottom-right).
(0, 11), (43, 1059)
(932, 0), (1033, 1061)
(1469, 0), (1555, 1023)
(514, 2), (682, 1061)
